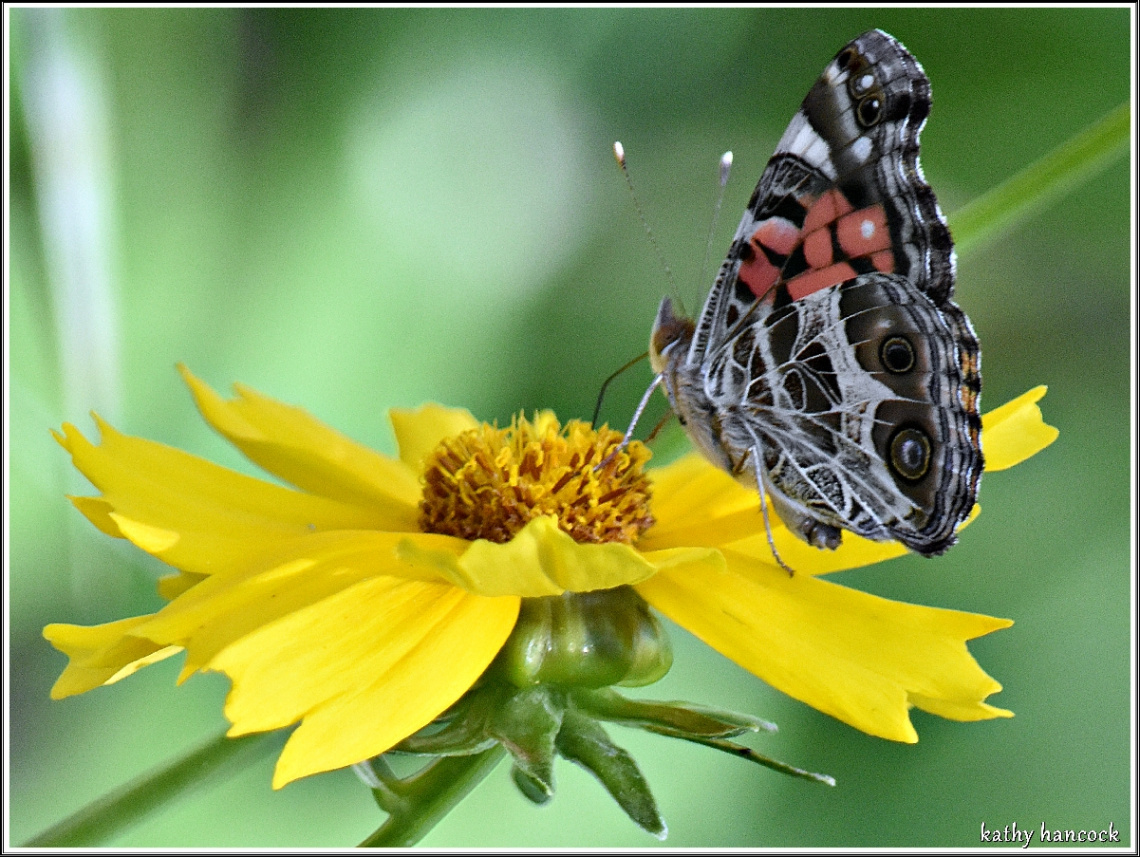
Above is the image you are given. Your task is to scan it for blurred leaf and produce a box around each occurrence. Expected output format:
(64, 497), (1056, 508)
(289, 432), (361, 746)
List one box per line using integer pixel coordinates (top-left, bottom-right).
(951, 103), (1129, 257)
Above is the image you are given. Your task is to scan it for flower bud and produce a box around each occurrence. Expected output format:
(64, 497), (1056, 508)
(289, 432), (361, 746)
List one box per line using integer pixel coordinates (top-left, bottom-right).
(495, 586), (672, 689)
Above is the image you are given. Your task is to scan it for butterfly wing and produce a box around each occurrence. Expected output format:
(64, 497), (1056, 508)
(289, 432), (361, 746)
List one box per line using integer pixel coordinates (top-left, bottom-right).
(671, 30), (982, 556)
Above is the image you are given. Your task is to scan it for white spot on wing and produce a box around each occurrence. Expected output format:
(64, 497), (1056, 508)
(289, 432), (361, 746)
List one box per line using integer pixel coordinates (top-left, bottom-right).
(861, 218), (875, 240)
(850, 135), (872, 163)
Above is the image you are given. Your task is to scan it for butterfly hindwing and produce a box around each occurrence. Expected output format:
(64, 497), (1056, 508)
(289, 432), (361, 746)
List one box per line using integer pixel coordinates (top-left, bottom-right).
(701, 271), (980, 555)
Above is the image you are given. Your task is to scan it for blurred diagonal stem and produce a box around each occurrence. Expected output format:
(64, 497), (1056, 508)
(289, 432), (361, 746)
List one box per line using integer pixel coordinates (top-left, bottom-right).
(19, 7), (122, 423)
(18, 4), (129, 621)
(950, 102), (1128, 257)
(21, 730), (278, 847)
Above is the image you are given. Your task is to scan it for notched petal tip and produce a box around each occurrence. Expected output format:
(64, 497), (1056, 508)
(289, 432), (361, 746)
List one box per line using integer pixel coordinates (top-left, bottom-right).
(177, 365), (423, 512)
(68, 495), (124, 538)
(43, 618), (183, 698)
(110, 513), (181, 554)
(982, 386), (1060, 472)
(179, 364), (257, 438)
(52, 421), (87, 455)
(910, 691), (1014, 723)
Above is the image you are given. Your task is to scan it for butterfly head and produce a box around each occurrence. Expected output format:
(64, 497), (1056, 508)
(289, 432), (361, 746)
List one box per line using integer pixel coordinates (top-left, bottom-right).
(649, 297), (695, 376)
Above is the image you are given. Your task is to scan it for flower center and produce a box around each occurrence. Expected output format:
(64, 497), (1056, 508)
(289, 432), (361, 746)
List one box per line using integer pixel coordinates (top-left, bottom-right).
(419, 414), (654, 544)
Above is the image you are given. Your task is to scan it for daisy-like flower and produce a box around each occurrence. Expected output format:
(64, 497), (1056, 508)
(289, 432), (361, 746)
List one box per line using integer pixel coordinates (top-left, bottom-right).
(45, 366), (1057, 838)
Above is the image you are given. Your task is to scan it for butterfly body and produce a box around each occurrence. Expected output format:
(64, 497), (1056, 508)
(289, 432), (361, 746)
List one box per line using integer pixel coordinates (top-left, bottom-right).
(650, 30), (982, 557)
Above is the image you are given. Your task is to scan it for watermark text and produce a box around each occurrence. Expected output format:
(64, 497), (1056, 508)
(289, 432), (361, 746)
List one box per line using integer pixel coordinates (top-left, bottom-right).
(980, 821), (1120, 847)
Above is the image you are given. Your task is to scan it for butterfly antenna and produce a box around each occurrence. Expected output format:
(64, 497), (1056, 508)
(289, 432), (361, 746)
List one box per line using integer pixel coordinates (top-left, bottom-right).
(614, 141), (676, 294)
(591, 351), (650, 429)
(697, 151), (733, 293)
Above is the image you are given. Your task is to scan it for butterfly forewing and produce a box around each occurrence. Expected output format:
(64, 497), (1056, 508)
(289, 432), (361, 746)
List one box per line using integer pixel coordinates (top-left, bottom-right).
(651, 29), (982, 558)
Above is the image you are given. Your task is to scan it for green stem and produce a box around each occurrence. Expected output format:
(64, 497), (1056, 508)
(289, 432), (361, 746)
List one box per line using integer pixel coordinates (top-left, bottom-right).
(951, 102), (1129, 256)
(22, 729), (279, 847)
(358, 746), (506, 848)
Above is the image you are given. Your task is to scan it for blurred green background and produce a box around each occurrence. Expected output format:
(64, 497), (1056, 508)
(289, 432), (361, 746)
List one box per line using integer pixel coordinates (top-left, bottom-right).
(8, 7), (1131, 848)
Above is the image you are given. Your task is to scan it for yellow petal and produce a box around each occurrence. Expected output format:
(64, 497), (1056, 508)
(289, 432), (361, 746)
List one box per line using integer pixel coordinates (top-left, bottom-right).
(909, 691), (1012, 722)
(981, 386), (1059, 471)
(179, 365), (421, 510)
(43, 617), (183, 698)
(111, 514), (180, 553)
(637, 549), (1011, 741)
(725, 505), (981, 576)
(727, 526), (909, 576)
(389, 405), (479, 472)
(133, 530), (426, 677)
(67, 495), (124, 538)
(638, 545), (727, 577)
(640, 453), (759, 551)
(157, 571), (207, 601)
(203, 574), (518, 787)
(55, 418), (415, 576)
(399, 516), (659, 597)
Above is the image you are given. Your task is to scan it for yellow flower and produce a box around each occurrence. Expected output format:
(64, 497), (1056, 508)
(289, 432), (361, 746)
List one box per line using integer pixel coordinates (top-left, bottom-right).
(44, 367), (1057, 788)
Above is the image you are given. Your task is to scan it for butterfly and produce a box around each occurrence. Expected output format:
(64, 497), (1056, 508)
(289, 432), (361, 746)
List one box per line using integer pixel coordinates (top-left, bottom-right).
(647, 30), (982, 569)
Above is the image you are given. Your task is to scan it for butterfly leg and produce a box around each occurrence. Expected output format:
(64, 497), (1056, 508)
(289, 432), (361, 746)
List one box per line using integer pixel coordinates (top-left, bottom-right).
(744, 444), (796, 577)
(644, 409), (675, 443)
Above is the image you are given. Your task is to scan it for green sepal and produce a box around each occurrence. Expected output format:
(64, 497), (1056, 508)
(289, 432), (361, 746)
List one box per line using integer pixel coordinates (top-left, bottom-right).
(487, 685), (565, 801)
(511, 764), (554, 806)
(555, 708), (666, 840)
(573, 687), (777, 739)
(670, 732), (836, 787)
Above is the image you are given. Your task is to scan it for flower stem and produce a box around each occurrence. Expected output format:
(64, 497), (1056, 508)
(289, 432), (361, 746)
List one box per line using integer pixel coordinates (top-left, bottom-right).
(21, 729), (279, 847)
(951, 102), (1129, 257)
(358, 746), (506, 847)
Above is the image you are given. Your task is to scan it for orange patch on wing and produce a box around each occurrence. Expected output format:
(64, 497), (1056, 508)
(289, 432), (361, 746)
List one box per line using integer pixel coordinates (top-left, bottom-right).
(803, 228), (833, 269)
(741, 217), (802, 300)
(739, 252), (781, 300)
(871, 250), (895, 273)
(787, 262), (857, 301)
(752, 218), (800, 257)
(802, 188), (854, 234)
